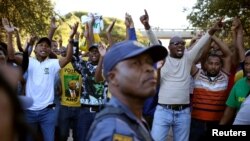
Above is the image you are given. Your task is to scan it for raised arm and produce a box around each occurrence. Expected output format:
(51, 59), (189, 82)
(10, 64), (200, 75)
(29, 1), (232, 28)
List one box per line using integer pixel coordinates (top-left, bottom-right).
(14, 27), (23, 52)
(2, 18), (14, 59)
(211, 36), (232, 73)
(94, 43), (106, 82)
(125, 13), (137, 40)
(106, 19), (116, 47)
(59, 22), (78, 68)
(88, 14), (95, 45)
(188, 18), (223, 62)
(48, 16), (58, 41)
(234, 17), (245, 63)
(73, 32), (80, 59)
(2, 18), (23, 65)
(140, 9), (160, 45)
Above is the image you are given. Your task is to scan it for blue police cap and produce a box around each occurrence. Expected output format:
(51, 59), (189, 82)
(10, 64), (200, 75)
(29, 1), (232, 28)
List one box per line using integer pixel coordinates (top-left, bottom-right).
(103, 40), (168, 79)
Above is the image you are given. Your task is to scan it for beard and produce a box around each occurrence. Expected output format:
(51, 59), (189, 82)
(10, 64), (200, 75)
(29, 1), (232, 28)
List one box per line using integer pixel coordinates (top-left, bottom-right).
(207, 71), (218, 77)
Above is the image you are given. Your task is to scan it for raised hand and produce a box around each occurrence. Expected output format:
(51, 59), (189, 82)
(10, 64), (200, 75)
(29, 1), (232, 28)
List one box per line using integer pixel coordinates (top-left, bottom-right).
(28, 34), (38, 45)
(139, 9), (150, 30)
(231, 17), (242, 31)
(2, 18), (15, 33)
(98, 43), (106, 57)
(208, 17), (223, 36)
(125, 13), (130, 28)
(69, 22), (79, 39)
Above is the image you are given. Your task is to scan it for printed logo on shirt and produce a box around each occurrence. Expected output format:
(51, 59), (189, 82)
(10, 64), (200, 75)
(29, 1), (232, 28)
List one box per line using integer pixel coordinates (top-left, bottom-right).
(44, 68), (49, 74)
(112, 133), (132, 141)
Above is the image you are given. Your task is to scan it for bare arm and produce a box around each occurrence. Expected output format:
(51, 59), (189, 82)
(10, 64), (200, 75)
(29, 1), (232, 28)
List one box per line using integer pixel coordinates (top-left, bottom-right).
(48, 16), (58, 40)
(94, 43), (106, 82)
(189, 18), (223, 63)
(235, 18), (245, 62)
(156, 60), (165, 86)
(2, 18), (23, 64)
(220, 106), (237, 125)
(59, 22), (78, 68)
(211, 36), (232, 73)
(14, 28), (23, 52)
(125, 13), (130, 40)
(88, 14), (95, 45)
(106, 19), (116, 47)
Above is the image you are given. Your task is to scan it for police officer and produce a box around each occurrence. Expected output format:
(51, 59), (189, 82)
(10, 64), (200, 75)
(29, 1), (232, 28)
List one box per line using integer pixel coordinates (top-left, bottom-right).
(86, 40), (168, 141)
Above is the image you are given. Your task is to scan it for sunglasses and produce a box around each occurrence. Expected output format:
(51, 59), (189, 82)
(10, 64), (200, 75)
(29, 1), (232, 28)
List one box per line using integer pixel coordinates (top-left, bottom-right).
(170, 41), (186, 46)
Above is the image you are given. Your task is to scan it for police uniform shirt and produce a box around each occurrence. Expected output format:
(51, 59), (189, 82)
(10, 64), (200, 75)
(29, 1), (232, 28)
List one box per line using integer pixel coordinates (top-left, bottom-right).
(88, 97), (153, 141)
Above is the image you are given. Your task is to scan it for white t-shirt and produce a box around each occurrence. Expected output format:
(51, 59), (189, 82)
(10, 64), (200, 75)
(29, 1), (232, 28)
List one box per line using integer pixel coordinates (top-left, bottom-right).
(26, 58), (61, 110)
(158, 33), (210, 104)
(233, 95), (250, 125)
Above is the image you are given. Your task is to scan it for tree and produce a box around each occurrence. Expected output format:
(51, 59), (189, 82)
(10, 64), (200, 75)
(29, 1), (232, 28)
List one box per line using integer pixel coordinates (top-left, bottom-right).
(187, 0), (250, 48)
(0, 0), (54, 41)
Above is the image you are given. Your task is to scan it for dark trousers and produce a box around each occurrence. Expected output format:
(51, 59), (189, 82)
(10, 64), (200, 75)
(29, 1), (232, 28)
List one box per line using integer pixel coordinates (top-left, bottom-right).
(77, 105), (100, 141)
(189, 118), (219, 141)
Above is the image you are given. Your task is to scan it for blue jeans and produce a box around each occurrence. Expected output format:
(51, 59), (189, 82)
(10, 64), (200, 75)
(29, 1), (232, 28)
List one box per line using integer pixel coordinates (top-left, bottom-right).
(151, 105), (191, 141)
(25, 107), (56, 141)
(77, 106), (97, 141)
(58, 105), (81, 141)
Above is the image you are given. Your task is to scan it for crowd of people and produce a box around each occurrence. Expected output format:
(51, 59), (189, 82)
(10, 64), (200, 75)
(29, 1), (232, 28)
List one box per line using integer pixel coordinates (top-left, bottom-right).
(0, 9), (249, 141)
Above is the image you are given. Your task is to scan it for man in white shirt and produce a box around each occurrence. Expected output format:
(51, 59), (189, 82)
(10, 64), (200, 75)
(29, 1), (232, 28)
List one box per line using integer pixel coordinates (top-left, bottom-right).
(6, 22), (78, 141)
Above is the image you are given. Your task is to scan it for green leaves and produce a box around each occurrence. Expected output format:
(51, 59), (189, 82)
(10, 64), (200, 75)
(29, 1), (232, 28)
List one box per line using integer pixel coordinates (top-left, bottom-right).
(188, 0), (250, 48)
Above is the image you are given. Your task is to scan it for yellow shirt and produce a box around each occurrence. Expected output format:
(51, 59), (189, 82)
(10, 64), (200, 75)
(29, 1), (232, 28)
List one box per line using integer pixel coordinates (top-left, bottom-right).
(60, 63), (82, 107)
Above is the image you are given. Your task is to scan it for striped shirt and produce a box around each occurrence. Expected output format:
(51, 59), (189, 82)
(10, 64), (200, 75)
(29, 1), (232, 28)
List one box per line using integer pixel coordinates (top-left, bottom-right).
(191, 69), (229, 121)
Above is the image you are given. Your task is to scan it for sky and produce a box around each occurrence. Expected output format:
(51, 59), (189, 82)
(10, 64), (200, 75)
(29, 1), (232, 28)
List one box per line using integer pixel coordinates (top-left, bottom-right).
(52, 0), (197, 29)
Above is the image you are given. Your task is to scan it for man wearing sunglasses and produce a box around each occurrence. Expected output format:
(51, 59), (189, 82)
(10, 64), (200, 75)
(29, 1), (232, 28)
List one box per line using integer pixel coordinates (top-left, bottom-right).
(151, 19), (223, 141)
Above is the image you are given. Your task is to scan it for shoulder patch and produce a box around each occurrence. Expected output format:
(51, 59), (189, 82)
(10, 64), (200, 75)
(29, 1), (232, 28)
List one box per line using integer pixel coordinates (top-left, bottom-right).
(112, 133), (133, 141)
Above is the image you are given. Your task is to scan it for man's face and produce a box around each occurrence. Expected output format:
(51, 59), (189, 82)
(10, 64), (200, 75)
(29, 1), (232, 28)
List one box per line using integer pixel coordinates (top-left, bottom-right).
(89, 48), (100, 63)
(34, 42), (51, 59)
(244, 56), (250, 80)
(69, 81), (76, 90)
(112, 53), (157, 99)
(52, 41), (58, 50)
(51, 41), (60, 55)
(205, 56), (222, 77)
(168, 41), (185, 58)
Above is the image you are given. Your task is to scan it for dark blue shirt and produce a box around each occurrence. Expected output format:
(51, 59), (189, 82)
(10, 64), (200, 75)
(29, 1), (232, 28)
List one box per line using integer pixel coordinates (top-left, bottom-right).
(88, 97), (153, 141)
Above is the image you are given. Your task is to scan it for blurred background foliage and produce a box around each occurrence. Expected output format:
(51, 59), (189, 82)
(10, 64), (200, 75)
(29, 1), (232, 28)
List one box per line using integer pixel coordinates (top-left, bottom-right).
(0, 0), (147, 47)
(187, 0), (250, 49)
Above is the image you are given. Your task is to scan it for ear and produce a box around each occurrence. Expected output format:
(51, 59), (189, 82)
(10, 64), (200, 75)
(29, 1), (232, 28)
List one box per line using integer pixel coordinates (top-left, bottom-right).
(34, 46), (38, 54)
(107, 71), (118, 86)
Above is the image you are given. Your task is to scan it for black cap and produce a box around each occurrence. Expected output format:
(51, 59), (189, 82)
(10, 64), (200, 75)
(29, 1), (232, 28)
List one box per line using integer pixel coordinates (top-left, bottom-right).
(88, 44), (99, 51)
(36, 37), (51, 47)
